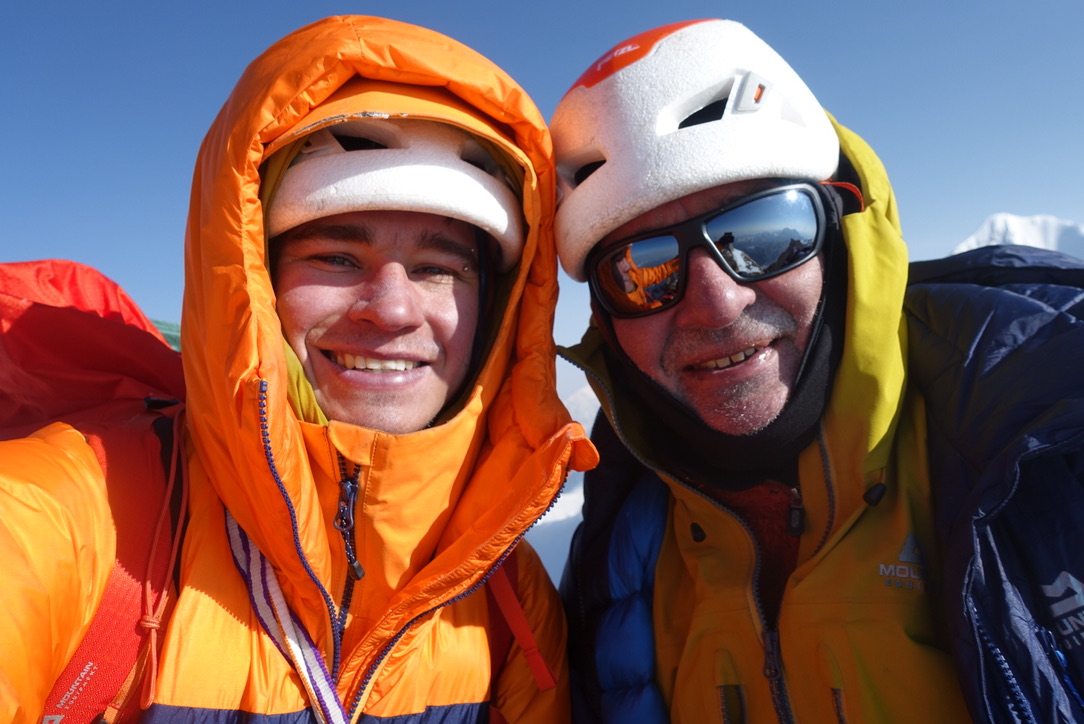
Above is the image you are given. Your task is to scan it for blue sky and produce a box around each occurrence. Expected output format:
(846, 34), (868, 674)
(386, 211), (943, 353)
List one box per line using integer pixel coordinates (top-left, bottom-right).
(3, 0), (1082, 359)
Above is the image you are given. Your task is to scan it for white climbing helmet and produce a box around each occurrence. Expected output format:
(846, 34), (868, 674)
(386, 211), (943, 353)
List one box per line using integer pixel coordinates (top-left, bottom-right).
(552, 19), (839, 281)
(268, 117), (524, 271)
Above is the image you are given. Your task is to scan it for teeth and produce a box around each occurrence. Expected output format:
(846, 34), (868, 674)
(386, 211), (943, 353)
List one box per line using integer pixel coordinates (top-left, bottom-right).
(333, 353), (418, 371)
(701, 347), (759, 370)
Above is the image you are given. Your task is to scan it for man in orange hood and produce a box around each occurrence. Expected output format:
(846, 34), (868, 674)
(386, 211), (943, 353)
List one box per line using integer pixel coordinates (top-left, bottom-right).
(0, 16), (594, 724)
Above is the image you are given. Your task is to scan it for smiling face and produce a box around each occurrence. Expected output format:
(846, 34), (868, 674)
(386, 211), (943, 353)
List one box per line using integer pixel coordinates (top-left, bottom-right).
(606, 181), (824, 436)
(272, 210), (481, 433)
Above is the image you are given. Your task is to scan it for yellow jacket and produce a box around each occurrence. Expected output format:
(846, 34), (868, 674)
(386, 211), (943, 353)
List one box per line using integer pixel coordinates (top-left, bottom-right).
(1, 16), (595, 723)
(561, 119), (972, 721)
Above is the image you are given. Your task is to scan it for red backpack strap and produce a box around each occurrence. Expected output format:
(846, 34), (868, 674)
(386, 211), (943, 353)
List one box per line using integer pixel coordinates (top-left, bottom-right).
(485, 548), (558, 694)
(42, 403), (187, 724)
(485, 550), (516, 686)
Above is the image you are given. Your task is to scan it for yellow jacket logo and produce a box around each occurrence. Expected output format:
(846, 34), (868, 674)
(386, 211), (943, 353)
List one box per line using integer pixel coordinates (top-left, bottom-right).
(879, 534), (926, 592)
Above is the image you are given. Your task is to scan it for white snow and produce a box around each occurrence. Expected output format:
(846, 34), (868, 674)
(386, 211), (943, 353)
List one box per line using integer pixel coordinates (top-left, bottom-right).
(954, 213), (1084, 259)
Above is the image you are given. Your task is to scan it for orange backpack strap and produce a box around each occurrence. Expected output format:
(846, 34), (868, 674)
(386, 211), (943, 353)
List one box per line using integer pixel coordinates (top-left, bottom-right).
(485, 548), (558, 694)
(42, 402), (187, 724)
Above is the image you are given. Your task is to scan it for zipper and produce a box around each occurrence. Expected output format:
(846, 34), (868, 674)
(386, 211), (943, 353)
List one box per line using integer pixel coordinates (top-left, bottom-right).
(342, 457), (575, 720)
(330, 454), (364, 682)
(256, 380), (347, 651)
(974, 614), (1035, 723)
(761, 631), (794, 723)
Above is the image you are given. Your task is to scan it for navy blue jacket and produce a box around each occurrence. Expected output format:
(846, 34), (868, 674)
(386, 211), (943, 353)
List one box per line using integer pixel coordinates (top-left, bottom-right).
(908, 245), (1084, 722)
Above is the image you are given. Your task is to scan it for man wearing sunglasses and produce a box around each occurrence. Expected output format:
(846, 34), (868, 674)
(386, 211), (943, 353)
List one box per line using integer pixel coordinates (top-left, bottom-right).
(553, 18), (1084, 724)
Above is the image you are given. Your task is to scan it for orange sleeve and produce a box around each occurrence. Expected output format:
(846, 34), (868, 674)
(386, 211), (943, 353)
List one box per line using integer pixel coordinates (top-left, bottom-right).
(628, 257), (679, 289)
(0, 424), (115, 724)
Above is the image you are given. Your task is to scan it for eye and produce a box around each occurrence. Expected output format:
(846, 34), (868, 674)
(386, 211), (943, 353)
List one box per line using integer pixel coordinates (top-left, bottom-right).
(412, 261), (475, 282)
(410, 242), (480, 284)
(312, 254), (358, 268)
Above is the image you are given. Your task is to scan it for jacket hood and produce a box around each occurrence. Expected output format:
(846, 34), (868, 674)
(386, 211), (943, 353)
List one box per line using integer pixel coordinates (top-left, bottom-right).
(563, 113), (909, 538)
(820, 115), (909, 494)
(180, 15), (595, 655)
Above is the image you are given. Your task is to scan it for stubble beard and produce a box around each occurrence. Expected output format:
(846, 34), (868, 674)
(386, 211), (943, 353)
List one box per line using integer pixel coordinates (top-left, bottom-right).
(657, 308), (800, 436)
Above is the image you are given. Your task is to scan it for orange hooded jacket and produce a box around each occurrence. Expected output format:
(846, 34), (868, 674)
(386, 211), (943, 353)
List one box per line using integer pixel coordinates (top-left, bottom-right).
(0, 15), (595, 723)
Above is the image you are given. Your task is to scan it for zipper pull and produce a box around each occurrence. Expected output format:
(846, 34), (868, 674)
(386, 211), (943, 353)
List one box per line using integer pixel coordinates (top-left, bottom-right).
(335, 458), (366, 580)
(343, 541), (365, 581)
(334, 477), (357, 535)
(787, 487), (805, 537)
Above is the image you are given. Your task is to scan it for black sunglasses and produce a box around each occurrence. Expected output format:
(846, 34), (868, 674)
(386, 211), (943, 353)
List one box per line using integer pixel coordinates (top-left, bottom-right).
(587, 182), (827, 318)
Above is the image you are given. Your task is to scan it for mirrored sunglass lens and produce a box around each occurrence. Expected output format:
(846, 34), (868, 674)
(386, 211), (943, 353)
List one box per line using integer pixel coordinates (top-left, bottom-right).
(598, 236), (681, 313)
(704, 189), (818, 279)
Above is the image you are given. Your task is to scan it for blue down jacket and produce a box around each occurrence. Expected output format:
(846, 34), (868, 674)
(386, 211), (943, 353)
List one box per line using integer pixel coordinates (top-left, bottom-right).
(908, 244), (1084, 722)
(563, 244), (1084, 723)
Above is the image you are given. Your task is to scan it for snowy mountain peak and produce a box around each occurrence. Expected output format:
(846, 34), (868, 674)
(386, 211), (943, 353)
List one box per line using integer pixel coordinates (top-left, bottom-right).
(953, 213), (1084, 258)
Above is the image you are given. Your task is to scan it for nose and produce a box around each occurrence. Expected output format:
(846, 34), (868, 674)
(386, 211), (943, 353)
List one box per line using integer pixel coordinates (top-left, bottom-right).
(673, 248), (757, 328)
(347, 263), (425, 331)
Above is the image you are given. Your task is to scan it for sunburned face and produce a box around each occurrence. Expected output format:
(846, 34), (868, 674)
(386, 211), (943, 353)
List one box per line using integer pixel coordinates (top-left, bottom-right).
(607, 181), (824, 436)
(273, 210), (481, 433)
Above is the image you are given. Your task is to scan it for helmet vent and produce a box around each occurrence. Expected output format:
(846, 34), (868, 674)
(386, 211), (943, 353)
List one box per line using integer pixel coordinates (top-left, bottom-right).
(678, 98), (728, 129)
(573, 160), (606, 186)
(460, 142), (501, 177)
(333, 135), (389, 152)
